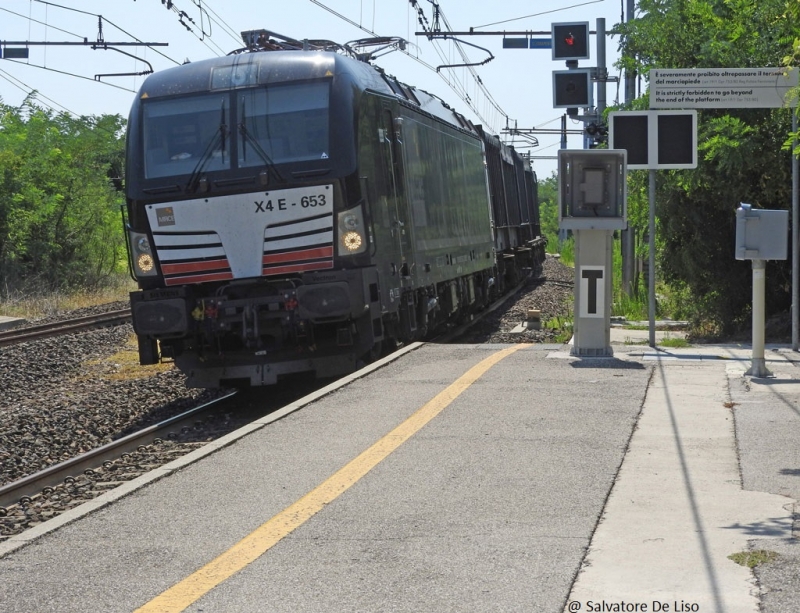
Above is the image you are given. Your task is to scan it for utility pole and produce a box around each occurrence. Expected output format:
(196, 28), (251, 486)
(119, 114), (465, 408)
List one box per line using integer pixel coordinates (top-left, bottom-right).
(621, 0), (637, 295)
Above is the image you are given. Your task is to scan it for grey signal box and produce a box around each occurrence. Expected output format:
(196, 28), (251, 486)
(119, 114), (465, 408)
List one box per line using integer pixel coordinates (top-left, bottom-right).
(735, 203), (788, 260)
(559, 149), (627, 230)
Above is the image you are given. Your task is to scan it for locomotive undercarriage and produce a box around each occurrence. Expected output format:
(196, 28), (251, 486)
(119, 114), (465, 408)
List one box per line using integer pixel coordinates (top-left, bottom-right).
(131, 268), (383, 387)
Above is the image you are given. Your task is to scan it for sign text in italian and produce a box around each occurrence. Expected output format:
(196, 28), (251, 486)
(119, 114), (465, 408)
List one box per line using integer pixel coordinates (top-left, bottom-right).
(650, 67), (798, 109)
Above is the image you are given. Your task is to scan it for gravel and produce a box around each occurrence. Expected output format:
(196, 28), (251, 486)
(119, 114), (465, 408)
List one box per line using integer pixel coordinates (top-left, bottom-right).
(457, 254), (574, 344)
(0, 323), (222, 488)
(0, 255), (574, 486)
(0, 255), (575, 536)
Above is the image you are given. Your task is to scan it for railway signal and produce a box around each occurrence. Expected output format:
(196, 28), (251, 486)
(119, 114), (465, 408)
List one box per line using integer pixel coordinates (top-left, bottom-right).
(552, 68), (593, 109)
(552, 22), (590, 61)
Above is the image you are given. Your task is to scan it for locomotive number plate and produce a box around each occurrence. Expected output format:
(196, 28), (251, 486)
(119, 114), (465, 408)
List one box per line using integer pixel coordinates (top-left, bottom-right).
(256, 185), (331, 214)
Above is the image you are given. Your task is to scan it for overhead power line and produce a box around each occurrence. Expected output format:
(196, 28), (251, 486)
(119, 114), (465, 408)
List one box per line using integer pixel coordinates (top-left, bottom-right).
(473, 0), (605, 29)
(1, 59), (138, 93)
(153, 0), (227, 57)
(411, 1), (510, 133)
(0, 67), (78, 115)
(196, 1), (247, 48)
(0, 6), (83, 39)
(311, 0), (509, 132)
(25, 1), (182, 65)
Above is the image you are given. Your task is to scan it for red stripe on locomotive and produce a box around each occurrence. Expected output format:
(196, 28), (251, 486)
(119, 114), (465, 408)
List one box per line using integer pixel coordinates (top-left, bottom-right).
(262, 246), (334, 265)
(161, 258), (231, 276)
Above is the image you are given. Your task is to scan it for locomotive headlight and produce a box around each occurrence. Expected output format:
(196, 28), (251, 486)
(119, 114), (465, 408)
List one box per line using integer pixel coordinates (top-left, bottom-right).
(342, 231), (363, 251)
(137, 253), (155, 273)
(337, 205), (368, 256)
(128, 229), (159, 278)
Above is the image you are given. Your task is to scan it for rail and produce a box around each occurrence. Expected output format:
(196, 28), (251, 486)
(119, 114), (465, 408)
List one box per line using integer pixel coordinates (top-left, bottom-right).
(0, 309), (132, 347)
(0, 391), (236, 512)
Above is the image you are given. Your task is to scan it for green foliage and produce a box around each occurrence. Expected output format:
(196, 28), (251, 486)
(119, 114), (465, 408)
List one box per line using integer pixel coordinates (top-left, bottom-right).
(658, 336), (691, 348)
(537, 172), (559, 247)
(728, 549), (778, 568)
(0, 96), (126, 296)
(610, 0), (799, 337)
(558, 235), (575, 267)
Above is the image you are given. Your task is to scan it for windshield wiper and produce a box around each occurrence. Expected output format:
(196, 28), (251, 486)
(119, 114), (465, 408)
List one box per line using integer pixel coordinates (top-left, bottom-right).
(240, 99), (285, 183)
(186, 102), (228, 193)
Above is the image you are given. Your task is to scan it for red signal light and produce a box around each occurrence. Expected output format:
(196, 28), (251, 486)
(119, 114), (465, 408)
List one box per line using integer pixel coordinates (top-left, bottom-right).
(552, 22), (589, 60)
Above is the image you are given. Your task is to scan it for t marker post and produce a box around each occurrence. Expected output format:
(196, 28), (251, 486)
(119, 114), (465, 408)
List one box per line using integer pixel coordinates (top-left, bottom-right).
(558, 150), (627, 356)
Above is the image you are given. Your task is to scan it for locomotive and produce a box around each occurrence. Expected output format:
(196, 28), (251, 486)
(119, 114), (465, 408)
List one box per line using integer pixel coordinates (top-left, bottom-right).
(123, 31), (546, 388)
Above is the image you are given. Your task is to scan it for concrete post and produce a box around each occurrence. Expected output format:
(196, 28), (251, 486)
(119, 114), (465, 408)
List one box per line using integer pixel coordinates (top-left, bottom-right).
(572, 229), (613, 356)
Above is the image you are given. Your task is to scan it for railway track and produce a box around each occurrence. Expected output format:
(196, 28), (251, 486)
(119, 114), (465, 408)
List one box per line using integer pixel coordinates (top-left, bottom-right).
(0, 391), (235, 513)
(0, 290), (520, 531)
(0, 367), (334, 541)
(0, 257), (573, 541)
(0, 308), (132, 347)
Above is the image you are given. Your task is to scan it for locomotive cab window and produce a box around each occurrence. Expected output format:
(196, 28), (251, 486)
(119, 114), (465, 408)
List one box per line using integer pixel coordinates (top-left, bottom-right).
(143, 95), (230, 179)
(238, 81), (330, 167)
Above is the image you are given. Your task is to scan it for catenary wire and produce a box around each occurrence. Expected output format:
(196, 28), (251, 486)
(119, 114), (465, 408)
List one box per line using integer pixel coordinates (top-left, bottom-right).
(193, 0), (245, 47)
(473, 0), (605, 29)
(308, 0), (505, 132)
(2, 59), (137, 94)
(1, 6), (84, 39)
(0, 68), (78, 115)
(30, 1), (182, 66)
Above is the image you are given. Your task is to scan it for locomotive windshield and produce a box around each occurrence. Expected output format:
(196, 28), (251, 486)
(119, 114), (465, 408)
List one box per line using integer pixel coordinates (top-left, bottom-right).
(239, 81), (329, 167)
(141, 81), (331, 180)
(143, 94), (230, 179)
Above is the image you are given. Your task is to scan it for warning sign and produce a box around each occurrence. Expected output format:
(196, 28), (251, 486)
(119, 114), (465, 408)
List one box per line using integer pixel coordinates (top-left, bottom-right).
(650, 67), (798, 109)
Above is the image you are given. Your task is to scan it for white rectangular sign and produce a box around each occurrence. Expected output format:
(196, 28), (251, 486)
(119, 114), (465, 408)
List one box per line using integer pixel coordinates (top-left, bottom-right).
(579, 266), (605, 318)
(650, 67), (798, 109)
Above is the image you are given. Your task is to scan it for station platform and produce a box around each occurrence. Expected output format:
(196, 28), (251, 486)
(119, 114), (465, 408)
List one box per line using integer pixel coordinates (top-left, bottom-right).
(0, 334), (798, 613)
(0, 315), (25, 331)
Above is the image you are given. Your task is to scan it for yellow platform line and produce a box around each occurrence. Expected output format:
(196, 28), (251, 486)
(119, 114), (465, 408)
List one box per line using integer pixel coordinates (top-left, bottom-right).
(136, 344), (525, 613)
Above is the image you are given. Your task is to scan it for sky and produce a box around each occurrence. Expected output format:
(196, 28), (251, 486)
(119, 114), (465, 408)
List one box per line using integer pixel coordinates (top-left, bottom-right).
(0, 0), (629, 177)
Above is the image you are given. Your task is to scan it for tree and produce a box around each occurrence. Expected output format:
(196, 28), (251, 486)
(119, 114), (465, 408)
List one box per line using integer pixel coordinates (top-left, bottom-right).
(0, 96), (127, 295)
(537, 172), (559, 248)
(613, 0), (798, 336)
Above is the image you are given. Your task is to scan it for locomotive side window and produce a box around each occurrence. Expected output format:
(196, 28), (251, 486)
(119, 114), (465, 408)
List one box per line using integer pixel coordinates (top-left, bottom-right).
(143, 95), (230, 179)
(238, 81), (330, 167)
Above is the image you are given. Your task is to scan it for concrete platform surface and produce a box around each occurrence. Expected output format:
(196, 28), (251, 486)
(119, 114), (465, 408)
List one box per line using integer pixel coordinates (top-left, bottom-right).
(0, 341), (797, 613)
(566, 347), (797, 613)
(0, 315), (25, 331)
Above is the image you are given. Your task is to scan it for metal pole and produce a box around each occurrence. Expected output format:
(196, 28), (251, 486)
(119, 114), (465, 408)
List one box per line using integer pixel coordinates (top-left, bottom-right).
(621, 0), (637, 295)
(625, 0), (636, 102)
(596, 19), (606, 114)
(793, 111), (798, 351)
(747, 259), (772, 377)
(649, 169), (656, 347)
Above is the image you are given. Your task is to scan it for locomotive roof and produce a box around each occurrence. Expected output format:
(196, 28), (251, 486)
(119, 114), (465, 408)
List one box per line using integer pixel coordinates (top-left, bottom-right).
(133, 50), (476, 134)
